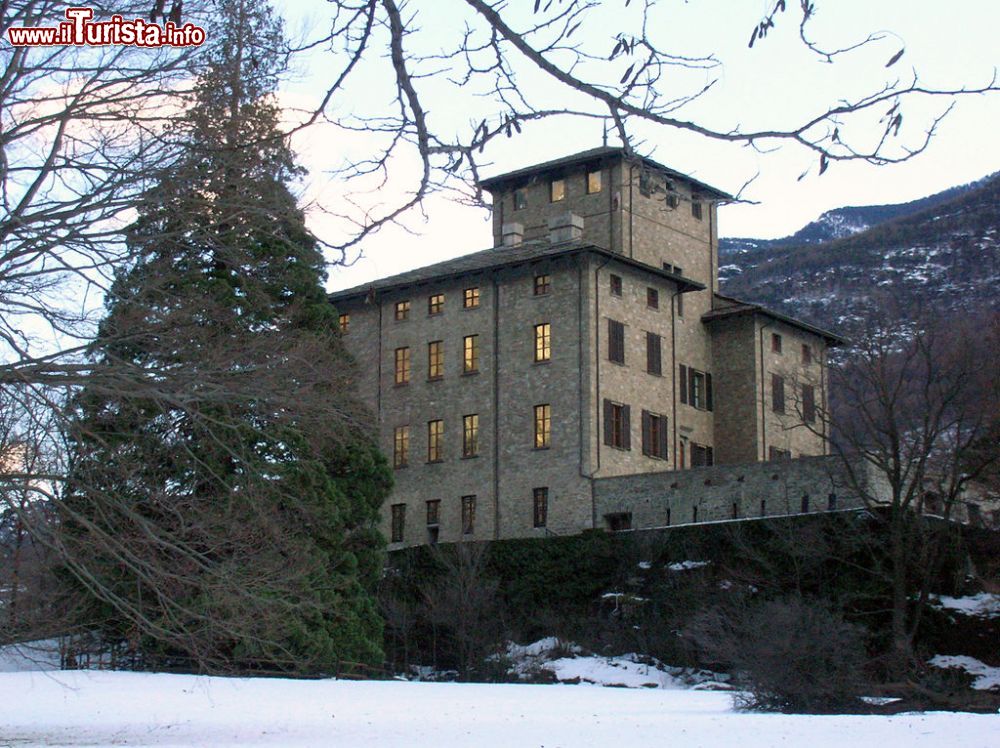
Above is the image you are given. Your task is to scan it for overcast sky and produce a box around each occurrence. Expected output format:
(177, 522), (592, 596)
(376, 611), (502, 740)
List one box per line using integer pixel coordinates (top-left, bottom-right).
(273, 1), (1000, 291)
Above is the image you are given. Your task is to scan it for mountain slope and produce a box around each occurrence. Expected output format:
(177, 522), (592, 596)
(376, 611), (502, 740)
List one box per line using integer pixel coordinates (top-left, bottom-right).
(720, 173), (1000, 334)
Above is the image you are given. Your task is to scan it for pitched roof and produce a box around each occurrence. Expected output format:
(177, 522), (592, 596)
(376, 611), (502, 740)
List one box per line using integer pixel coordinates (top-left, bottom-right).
(329, 240), (704, 303)
(478, 146), (733, 200)
(702, 293), (847, 345)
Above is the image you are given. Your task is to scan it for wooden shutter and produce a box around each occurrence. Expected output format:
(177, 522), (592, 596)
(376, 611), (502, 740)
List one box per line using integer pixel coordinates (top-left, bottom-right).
(608, 319), (625, 364)
(641, 410), (652, 456)
(622, 405), (631, 450)
(659, 417), (669, 460)
(705, 373), (714, 411)
(679, 364), (688, 404)
(603, 399), (613, 446)
(646, 332), (661, 376)
(706, 446), (714, 466)
(688, 366), (696, 406)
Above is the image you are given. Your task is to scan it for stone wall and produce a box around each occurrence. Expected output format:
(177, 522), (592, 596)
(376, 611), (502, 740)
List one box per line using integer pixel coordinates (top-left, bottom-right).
(593, 455), (881, 530)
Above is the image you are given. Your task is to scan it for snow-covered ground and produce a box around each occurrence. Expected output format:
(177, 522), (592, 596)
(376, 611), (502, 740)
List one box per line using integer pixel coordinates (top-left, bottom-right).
(930, 592), (1000, 619)
(3, 670), (999, 748)
(929, 655), (1000, 691)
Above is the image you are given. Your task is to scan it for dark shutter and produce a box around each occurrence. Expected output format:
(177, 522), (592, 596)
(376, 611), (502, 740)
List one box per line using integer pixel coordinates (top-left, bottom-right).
(659, 417), (669, 460)
(603, 399), (613, 446)
(622, 405), (631, 450)
(679, 364), (688, 404)
(706, 446), (714, 466)
(688, 366), (696, 407)
(608, 319), (625, 364)
(646, 332), (661, 376)
(705, 372), (713, 411)
(641, 410), (651, 456)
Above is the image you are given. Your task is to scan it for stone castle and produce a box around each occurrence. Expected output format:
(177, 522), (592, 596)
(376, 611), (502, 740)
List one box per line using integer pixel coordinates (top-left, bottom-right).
(330, 147), (866, 548)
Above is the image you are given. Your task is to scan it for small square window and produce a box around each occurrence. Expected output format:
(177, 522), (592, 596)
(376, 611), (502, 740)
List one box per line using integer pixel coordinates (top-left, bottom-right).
(513, 189), (527, 211)
(338, 313), (350, 333)
(534, 274), (551, 295)
(550, 178), (565, 202)
(772, 333), (782, 354)
(586, 169), (602, 194)
(463, 287), (480, 309)
(609, 274), (622, 296)
(394, 300), (410, 321)
(428, 293), (444, 315)
(647, 288), (659, 309)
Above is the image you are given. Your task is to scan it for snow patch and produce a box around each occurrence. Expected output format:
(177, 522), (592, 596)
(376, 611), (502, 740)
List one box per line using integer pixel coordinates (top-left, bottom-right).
(930, 592), (1000, 619)
(929, 655), (1000, 691)
(667, 560), (712, 572)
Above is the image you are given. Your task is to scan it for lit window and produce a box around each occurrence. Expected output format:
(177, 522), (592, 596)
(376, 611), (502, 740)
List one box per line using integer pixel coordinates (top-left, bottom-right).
(394, 300), (410, 321)
(427, 419), (444, 462)
(426, 500), (440, 526)
(463, 414), (479, 458)
(463, 335), (479, 374)
(428, 293), (444, 315)
(394, 347), (411, 385)
(534, 404), (551, 449)
(802, 344), (813, 365)
(603, 399), (630, 450)
(428, 340), (444, 380)
(338, 313), (350, 333)
(772, 333), (782, 354)
(513, 189), (527, 210)
(550, 178), (565, 202)
(390, 504), (405, 543)
(463, 287), (480, 309)
(534, 274), (551, 295)
(610, 274), (622, 296)
(533, 487), (548, 528)
(462, 495), (476, 535)
(587, 169), (602, 194)
(534, 323), (551, 363)
(647, 288), (659, 309)
(393, 425), (409, 468)
(772, 373), (785, 414)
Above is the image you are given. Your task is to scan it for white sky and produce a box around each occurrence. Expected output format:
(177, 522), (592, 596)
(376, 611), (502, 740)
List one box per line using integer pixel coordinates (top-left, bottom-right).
(272, 1), (1000, 291)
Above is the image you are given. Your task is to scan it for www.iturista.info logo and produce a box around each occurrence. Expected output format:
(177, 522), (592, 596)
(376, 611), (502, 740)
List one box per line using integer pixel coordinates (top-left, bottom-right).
(6, 7), (206, 47)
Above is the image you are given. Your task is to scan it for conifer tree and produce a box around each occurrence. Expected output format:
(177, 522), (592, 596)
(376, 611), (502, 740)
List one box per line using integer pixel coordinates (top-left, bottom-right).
(58, 0), (390, 674)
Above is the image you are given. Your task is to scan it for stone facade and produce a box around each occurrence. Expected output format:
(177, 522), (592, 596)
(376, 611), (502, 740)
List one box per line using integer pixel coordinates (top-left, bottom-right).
(331, 147), (845, 548)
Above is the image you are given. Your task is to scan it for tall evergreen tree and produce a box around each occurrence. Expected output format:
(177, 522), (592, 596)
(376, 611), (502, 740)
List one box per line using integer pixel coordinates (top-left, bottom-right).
(58, 0), (390, 674)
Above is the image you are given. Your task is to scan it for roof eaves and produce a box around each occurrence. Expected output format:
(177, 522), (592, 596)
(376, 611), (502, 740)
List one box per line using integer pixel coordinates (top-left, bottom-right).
(702, 296), (846, 345)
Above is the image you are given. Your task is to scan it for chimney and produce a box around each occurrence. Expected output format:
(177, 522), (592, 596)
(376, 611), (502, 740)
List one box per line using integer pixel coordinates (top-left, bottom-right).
(501, 222), (524, 247)
(548, 212), (583, 243)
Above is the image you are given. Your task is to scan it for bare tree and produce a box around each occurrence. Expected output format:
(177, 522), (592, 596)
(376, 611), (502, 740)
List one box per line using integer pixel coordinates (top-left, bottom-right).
(304, 0), (1000, 249)
(825, 305), (1000, 675)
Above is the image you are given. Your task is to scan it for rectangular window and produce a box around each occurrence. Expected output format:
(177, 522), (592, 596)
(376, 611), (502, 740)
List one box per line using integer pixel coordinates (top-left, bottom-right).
(393, 425), (409, 468)
(463, 413), (479, 458)
(426, 499), (440, 526)
(428, 340), (444, 380)
(801, 494), (810, 513)
(606, 512), (632, 531)
(428, 293), (444, 315)
(802, 383), (816, 423)
(338, 313), (350, 333)
(691, 443), (714, 467)
(463, 287), (480, 309)
(394, 347), (411, 385)
(534, 323), (551, 363)
(534, 404), (551, 449)
(679, 439), (686, 468)
(691, 370), (705, 409)
(427, 419), (443, 462)
(647, 288), (659, 309)
(461, 495), (476, 535)
(586, 169), (602, 194)
(394, 300), (410, 321)
(772, 332), (782, 353)
(390, 504), (405, 543)
(646, 332), (662, 376)
(463, 334), (479, 374)
(772, 373), (785, 413)
(550, 178), (565, 202)
(639, 171), (654, 197)
(691, 200), (703, 221)
(768, 446), (791, 461)
(680, 365), (713, 411)
(533, 487), (548, 528)
(608, 319), (625, 364)
(513, 188), (527, 211)
(802, 343), (812, 365)
(641, 410), (669, 460)
(609, 274), (622, 296)
(603, 399), (631, 450)
(534, 274), (551, 295)
(677, 293), (684, 318)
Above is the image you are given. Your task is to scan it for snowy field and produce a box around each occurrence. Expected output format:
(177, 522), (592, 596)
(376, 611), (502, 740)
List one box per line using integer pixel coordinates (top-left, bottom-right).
(1, 668), (997, 748)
